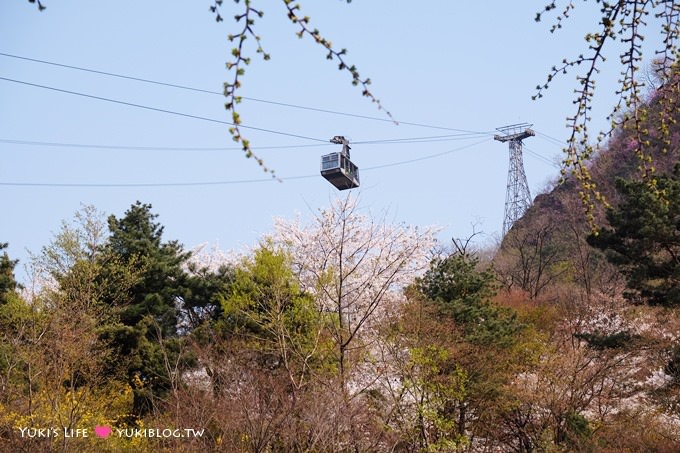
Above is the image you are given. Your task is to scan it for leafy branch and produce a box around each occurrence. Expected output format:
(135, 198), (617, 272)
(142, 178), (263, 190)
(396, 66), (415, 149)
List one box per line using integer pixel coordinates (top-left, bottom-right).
(281, 0), (396, 124)
(27, 0), (46, 12)
(210, 0), (394, 176)
(28, 0), (394, 176)
(535, 0), (680, 229)
(654, 2), (680, 158)
(211, 0), (275, 177)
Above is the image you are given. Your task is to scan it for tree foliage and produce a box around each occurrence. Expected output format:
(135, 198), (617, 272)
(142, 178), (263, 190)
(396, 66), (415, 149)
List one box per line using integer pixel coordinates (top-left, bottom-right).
(105, 201), (190, 336)
(100, 202), (200, 416)
(219, 245), (333, 392)
(496, 217), (568, 300)
(536, 1), (679, 223)
(0, 209), (140, 452)
(589, 164), (680, 306)
(0, 243), (18, 305)
(389, 247), (529, 448)
(419, 250), (521, 348)
(5, 194), (680, 449)
(271, 195), (436, 388)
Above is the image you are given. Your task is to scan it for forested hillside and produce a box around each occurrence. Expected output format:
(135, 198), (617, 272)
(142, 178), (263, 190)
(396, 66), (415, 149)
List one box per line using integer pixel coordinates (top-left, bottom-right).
(1, 74), (679, 453)
(492, 68), (680, 451)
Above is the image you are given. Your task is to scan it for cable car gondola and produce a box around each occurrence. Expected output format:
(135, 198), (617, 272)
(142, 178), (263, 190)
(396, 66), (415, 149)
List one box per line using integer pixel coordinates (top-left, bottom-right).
(320, 136), (360, 190)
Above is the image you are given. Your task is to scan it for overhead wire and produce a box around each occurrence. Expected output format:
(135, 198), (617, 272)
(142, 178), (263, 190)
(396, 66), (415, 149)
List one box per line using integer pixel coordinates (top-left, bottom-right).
(0, 132), (492, 152)
(0, 52), (575, 158)
(522, 144), (560, 168)
(0, 138), (491, 187)
(363, 138), (491, 170)
(0, 76), (329, 143)
(0, 51), (492, 134)
(0, 53), (566, 187)
(0, 72), (494, 150)
(0, 128), (559, 155)
(354, 132), (492, 145)
(0, 138), (333, 152)
(535, 131), (567, 148)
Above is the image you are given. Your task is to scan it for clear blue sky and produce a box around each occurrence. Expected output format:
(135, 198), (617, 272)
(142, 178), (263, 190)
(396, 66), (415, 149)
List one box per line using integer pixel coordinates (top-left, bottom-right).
(0, 1), (666, 282)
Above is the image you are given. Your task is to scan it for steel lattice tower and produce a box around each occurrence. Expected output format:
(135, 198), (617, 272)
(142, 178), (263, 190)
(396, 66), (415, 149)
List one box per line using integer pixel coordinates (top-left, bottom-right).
(494, 123), (535, 236)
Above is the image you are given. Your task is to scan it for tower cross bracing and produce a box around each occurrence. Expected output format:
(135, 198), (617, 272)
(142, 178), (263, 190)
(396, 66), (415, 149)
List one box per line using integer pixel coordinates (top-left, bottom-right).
(494, 123), (535, 237)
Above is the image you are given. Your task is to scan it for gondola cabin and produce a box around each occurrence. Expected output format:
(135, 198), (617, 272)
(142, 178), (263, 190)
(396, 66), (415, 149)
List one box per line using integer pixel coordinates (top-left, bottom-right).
(320, 152), (360, 190)
(321, 136), (360, 190)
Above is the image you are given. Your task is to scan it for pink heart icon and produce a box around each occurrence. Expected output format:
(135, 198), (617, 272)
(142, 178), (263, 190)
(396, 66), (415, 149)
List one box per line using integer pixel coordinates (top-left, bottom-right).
(94, 425), (112, 438)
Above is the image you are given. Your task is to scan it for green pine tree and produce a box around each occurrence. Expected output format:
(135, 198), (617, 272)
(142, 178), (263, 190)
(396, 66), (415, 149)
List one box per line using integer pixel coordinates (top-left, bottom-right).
(418, 252), (521, 347)
(0, 243), (18, 305)
(589, 164), (680, 306)
(101, 202), (192, 416)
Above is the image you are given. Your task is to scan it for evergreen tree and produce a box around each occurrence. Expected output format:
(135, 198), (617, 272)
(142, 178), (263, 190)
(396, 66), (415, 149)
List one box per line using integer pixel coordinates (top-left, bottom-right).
(413, 248), (525, 440)
(0, 243), (18, 305)
(589, 164), (680, 306)
(419, 252), (521, 347)
(105, 201), (190, 335)
(101, 202), (192, 415)
(182, 261), (234, 331)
